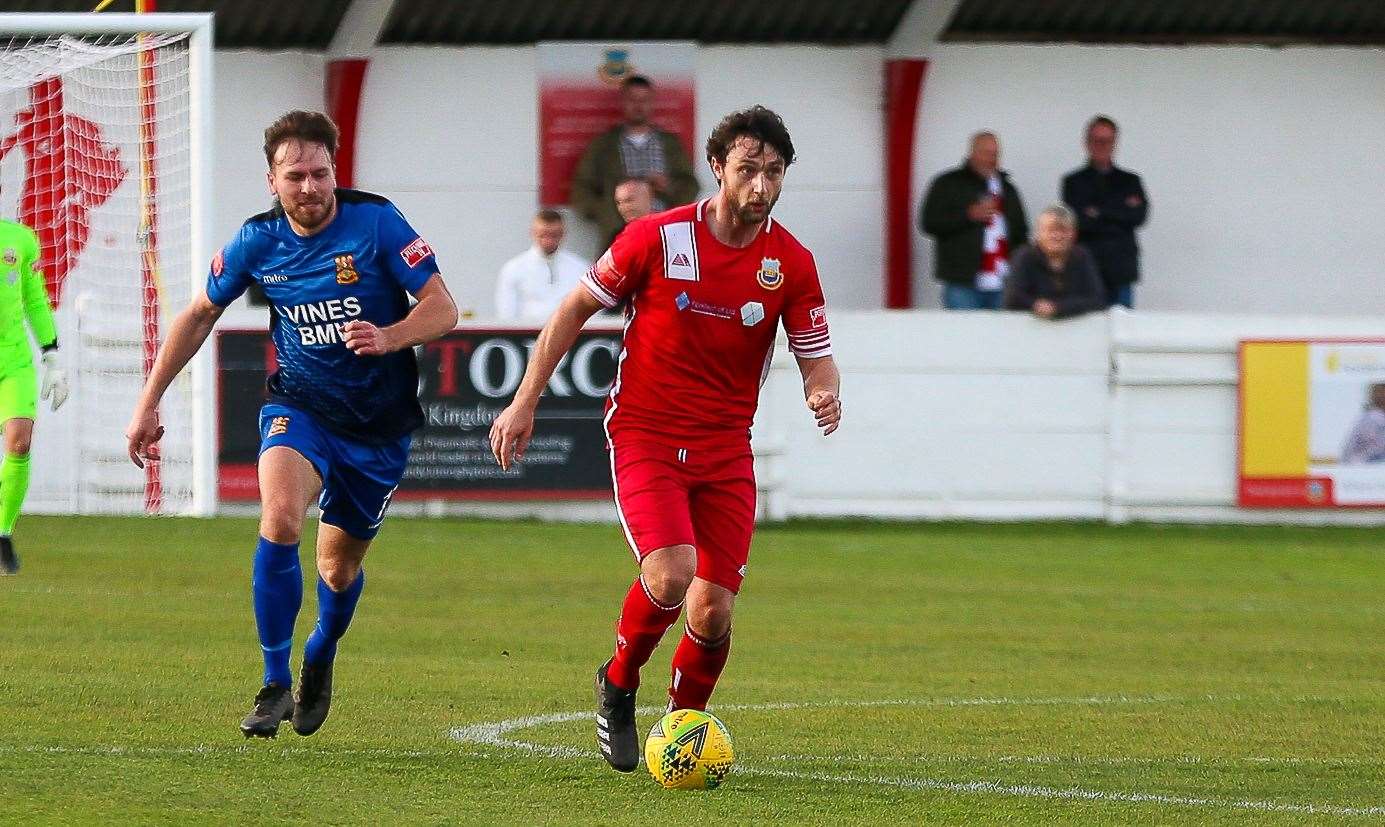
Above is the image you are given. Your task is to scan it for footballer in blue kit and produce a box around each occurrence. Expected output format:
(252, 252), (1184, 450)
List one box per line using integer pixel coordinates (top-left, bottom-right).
(126, 111), (458, 738)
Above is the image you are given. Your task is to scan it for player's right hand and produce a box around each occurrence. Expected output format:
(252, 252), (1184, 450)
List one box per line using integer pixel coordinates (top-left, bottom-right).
(489, 404), (535, 471)
(125, 408), (165, 469)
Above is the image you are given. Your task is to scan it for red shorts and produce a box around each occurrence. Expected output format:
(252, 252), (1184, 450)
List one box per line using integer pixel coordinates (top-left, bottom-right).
(609, 438), (757, 594)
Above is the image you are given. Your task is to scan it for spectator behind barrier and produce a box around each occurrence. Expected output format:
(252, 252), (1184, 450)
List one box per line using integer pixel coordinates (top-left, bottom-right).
(1004, 204), (1106, 320)
(607, 177), (655, 250)
(494, 209), (590, 322)
(1062, 115), (1148, 309)
(571, 75), (699, 252)
(920, 131), (1029, 311)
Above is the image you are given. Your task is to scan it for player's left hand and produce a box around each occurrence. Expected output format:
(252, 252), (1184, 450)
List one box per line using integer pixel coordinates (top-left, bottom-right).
(343, 320), (396, 356)
(40, 350), (68, 411)
(807, 390), (841, 436)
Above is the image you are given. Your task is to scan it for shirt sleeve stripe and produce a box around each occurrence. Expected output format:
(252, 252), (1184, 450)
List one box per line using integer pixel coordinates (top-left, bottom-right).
(580, 272), (619, 308)
(789, 344), (833, 358)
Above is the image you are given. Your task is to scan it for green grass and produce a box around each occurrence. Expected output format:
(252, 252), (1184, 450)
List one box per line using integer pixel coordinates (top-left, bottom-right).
(1, 516), (1383, 824)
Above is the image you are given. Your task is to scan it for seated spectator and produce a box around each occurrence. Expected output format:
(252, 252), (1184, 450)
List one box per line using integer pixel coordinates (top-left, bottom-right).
(1004, 204), (1105, 320)
(494, 209), (589, 322)
(607, 177), (654, 250)
(1341, 383), (1385, 464)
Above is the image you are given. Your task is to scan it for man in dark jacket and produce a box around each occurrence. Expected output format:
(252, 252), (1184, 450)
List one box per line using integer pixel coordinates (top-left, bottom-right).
(571, 76), (699, 250)
(1005, 204), (1106, 320)
(1062, 115), (1148, 308)
(920, 131), (1029, 310)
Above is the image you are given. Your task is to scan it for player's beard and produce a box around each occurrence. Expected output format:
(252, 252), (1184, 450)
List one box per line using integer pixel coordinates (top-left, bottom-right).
(285, 192), (335, 232)
(732, 191), (776, 226)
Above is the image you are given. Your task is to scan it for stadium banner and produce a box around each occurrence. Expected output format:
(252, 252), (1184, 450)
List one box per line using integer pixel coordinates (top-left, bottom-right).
(537, 41), (696, 206)
(216, 328), (621, 501)
(1238, 339), (1385, 507)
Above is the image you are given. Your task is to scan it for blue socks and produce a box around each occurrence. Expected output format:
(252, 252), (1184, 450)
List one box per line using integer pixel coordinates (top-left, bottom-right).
(303, 570), (365, 667)
(252, 537), (303, 687)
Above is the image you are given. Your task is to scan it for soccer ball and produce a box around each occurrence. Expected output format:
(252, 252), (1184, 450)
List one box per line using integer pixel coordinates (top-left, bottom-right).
(644, 709), (735, 790)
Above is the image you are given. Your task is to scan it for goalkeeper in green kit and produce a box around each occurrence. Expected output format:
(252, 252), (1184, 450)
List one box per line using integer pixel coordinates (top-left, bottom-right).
(0, 218), (68, 574)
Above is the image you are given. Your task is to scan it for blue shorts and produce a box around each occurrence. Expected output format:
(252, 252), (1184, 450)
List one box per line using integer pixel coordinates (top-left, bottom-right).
(257, 403), (411, 541)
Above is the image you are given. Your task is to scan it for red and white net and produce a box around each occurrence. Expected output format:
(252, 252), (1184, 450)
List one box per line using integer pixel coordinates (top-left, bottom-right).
(0, 31), (194, 514)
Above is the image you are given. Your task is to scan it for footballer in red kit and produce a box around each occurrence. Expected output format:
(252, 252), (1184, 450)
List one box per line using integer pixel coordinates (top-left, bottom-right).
(490, 106), (841, 774)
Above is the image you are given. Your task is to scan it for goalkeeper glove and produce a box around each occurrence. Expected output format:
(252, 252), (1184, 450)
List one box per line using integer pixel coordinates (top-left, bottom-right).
(40, 350), (68, 412)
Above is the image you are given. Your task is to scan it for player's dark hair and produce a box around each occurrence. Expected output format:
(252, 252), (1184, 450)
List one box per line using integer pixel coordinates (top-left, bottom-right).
(535, 208), (564, 223)
(263, 110), (339, 168)
(1086, 115), (1118, 136)
(621, 75), (653, 92)
(705, 105), (795, 171)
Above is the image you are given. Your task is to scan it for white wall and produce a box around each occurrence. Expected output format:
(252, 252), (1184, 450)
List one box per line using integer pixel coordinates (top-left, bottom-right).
(213, 42), (1385, 321)
(351, 44), (885, 318)
(903, 43), (1385, 313)
(211, 51), (326, 256)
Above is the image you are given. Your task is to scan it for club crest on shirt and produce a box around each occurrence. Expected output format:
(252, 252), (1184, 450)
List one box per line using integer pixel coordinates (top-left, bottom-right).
(2, 248), (16, 267)
(756, 257), (783, 291)
(334, 253), (359, 285)
(210, 249), (224, 278)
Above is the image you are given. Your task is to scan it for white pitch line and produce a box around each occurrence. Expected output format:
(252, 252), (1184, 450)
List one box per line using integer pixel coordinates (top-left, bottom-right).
(445, 696), (1385, 819)
(758, 753), (1373, 767)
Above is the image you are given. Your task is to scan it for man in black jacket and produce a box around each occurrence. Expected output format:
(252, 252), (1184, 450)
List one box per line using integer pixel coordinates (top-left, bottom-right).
(920, 132), (1029, 310)
(1062, 116), (1148, 308)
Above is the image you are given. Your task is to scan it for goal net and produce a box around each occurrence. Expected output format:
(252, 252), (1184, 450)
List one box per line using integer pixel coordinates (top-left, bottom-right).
(0, 14), (212, 516)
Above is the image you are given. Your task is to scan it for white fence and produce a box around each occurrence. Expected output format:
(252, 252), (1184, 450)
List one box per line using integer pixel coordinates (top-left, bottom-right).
(754, 310), (1385, 525)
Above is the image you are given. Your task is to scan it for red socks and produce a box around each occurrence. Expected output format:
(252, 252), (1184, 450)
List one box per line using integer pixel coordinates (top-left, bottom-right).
(669, 625), (731, 711)
(607, 576), (682, 690)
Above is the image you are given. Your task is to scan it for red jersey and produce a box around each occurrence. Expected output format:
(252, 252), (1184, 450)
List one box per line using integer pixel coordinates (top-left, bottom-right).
(581, 199), (832, 447)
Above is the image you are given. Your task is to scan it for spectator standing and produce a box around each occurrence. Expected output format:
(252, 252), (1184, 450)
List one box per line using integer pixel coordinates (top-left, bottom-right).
(1005, 204), (1106, 320)
(494, 210), (589, 322)
(921, 131), (1029, 310)
(1062, 115), (1148, 308)
(571, 76), (699, 250)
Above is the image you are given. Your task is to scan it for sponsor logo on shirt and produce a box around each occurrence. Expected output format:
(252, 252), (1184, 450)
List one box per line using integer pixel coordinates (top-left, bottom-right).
(757, 257), (783, 291)
(2, 248), (16, 266)
(740, 301), (765, 327)
(267, 415), (290, 437)
(281, 296), (363, 346)
(810, 305), (827, 328)
(674, 291), (735, 320)
(334, 253), (359, 285)
(263, 273), (290, 284)
(670, 253), (691, 267)
(400, 236), (434, 268)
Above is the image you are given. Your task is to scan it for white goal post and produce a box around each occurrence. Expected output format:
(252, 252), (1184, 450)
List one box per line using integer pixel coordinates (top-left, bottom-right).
(0, 12), (213, 516)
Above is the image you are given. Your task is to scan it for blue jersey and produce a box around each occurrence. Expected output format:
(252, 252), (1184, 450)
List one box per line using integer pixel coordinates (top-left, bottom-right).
(207, 189), (439, 443)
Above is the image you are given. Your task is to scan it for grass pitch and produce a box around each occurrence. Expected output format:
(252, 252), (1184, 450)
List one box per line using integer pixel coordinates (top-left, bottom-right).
(1, 516), (1382, 824)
